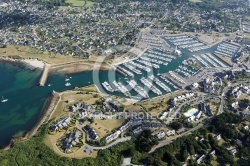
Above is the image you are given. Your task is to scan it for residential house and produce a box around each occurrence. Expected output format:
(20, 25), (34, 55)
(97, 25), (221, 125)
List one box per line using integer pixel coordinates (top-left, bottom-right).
(166, 130), (175, 136)
(197, 154), (206, 164)
(156, 131), (166, 139)
(230, 149), (237, 156)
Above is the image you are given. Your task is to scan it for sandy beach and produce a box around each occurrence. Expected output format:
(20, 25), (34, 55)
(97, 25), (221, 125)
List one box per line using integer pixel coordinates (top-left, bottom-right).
(22, 59), (45, 69)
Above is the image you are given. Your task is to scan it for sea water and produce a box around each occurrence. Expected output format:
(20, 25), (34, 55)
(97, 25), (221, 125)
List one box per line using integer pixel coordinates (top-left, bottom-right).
(0, 62), (96, 147)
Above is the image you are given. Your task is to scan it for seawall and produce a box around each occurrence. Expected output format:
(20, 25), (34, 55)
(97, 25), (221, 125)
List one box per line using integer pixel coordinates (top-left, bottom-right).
(38, 64), (50, 86)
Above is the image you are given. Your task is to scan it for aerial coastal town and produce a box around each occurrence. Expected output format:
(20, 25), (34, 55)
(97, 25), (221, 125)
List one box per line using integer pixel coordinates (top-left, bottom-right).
(0, 0), (250, 165)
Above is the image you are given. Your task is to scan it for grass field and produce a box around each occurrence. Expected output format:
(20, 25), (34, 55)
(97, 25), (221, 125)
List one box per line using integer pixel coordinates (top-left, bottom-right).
(238, 94), (250, 101)
(85, 1), (95, 7)
(90, 119), (125, 138)
(124, 105), (143, 113)
(138, 91), (184, 115)
(66, 0), (94, 7)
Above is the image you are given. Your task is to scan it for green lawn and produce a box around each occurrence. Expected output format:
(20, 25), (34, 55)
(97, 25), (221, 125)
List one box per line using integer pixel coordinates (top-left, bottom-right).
(66, 0), (94, 7)
(85, 1), (95, 7)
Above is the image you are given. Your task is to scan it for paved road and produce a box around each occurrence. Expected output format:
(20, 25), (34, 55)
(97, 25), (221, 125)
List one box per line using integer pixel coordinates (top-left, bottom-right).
(83, 136), (132, 152)
(149, 123), (204, 153)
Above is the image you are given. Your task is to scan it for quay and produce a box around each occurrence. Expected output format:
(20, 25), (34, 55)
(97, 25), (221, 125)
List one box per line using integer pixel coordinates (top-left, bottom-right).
(38, 64), (50, 86)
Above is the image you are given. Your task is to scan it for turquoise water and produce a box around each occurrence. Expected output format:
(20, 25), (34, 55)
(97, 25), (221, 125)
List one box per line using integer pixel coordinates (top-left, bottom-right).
(0, 62), (96, 148)
(0, 62), (47, 147)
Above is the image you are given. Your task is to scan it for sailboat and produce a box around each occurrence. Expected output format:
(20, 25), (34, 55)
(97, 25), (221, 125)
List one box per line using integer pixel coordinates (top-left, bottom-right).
(157, 69), (160, 76)
(1, 96), (8, 103)
(65, 75), (70, 82)
(65, 82), (71, 86)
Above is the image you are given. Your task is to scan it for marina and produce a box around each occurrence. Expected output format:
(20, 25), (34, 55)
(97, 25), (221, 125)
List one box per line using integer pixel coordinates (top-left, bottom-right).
(123, 63), (142, 75)
(116, 65), (134, 77)
(214, 42), (240, 58)
(148, 75), (171, 92)
(168, 71), (185, 84)
(128, 61), (151, 72)
(127, 80), (149, 99)
(164, 35), (209, 53)
(140, 77), (162, 95)
(99, 36), (233, 99)
(112, 81), (131, 97)
(159, 75), (180, 89)
(193, 54), (211, 68)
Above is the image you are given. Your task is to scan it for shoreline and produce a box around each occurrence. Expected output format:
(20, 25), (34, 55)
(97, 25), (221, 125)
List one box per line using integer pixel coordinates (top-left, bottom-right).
(1, 91), (60, 150)
(0, 59), (111, 150)
(0, 57), (45, 69)
(26, 91), (60, 138)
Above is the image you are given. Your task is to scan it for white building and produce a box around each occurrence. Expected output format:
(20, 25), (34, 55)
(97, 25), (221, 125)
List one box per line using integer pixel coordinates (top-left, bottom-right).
(166, 130), (175, 136)
(190, 82), (199, 90)
(106, 130), (121, 143)
(156, 131), (166, 139)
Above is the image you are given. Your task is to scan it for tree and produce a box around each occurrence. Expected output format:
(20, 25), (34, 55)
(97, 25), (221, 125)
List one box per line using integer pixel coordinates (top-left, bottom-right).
(88, 118), (94, 124)
(170, 121), (183, 130)
(180, 148), (189, 162)
(135, 130), (158, 152)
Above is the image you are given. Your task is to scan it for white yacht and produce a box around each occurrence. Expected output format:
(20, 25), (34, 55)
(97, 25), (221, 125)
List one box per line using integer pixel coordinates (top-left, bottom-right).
(1, 96), (8, 103)
(101, 82), (114, 92)
(65, 82), (71, 86)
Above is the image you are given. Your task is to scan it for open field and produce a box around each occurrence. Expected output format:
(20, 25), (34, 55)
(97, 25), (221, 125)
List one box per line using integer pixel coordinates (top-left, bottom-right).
(90, 119), (125, 138)
(66, 0), (94, 7)
(66, 0), (85, 7)
(44, 132), (97, 159)
(76, 85), (98, 92)
(238, 94), (250, 100)
(124, 105), (143, 113)
(85, 1), (95, 7)
(138, 91), (184, 114)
